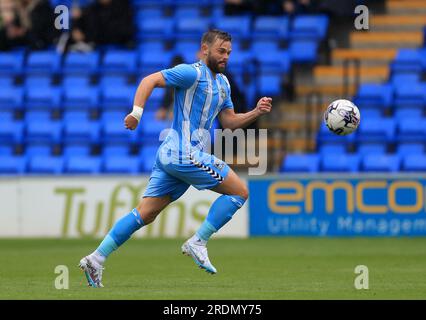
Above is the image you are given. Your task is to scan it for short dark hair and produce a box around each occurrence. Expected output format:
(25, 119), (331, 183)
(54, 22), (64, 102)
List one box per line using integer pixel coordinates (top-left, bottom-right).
(201, 29), (232, 45)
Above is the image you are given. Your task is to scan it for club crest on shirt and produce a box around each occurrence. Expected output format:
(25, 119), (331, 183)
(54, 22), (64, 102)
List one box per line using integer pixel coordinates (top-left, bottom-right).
(213, 160), (225, 171)
(220, 87), (227, 100)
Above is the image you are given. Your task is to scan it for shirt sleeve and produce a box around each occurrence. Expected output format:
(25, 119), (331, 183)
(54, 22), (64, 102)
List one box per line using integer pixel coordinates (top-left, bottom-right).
(221, 75), (234, 111)
(160, 64), (197, 89)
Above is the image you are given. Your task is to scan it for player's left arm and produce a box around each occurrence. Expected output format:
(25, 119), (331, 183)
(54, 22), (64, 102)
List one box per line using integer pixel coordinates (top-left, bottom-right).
(218, 97), (272, 130)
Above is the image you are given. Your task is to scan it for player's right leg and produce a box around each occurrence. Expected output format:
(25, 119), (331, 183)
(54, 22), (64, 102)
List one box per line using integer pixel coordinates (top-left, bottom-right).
(79, 195), (171, 288)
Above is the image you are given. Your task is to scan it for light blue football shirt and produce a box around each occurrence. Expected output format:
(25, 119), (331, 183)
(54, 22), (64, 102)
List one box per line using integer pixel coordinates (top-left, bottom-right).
(159, 60), (234, 159)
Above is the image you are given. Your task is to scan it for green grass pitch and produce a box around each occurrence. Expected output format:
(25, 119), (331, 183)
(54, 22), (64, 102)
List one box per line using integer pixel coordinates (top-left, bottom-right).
(0, 237), (425, 299)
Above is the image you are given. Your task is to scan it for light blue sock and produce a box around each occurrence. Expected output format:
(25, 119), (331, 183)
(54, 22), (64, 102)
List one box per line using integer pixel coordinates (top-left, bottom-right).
(96, 208), (144, 258)
(196, 195), (246, 241)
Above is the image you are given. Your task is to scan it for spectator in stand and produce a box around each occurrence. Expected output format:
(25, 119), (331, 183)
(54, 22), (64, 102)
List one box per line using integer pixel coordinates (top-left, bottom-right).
(68, 0), (134, 52)
(224, 0), (252, 16)
(0, 0), (58, 51)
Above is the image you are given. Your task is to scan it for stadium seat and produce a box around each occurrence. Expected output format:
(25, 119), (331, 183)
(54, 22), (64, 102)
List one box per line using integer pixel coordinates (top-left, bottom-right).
(0, 145), (14, 156)
(139, 145), (158, 172)
(0, 120), (24, 144)
(24, 111), (51, 124)
(397, 117), (426, 143)
(100, 85), (135, 111)
(0, 156), (26, 174)
(174, 40), (201, 63)
(139, 112), (172, 143)
(101, 145), (130, 157)
(258, 73), (282, 97)
(0, 76), (14, 87)
(353, 84), (393, 110)
(101, 50), (138, 75)
(99, 75), (129, 89)
(356, 118), (396, 143)
(136, 17), (174, 41)
(320, 154), (360, 173)
(290, 15), (329, 41)
(28, 156), (64, 174)
(0, 52), (24, 76)
(257, 51), (291, 74)
(101, 119), (137, 145)
(26, 51), (61, 75)
(226, 50), (253, 75)
(394, 108), (423, 122)
(401, 154), (426, 172)
(361, 154), (400, 172)
(318, 144), (347, 156)
(103, 155), (140, 174)
(281, 154), (319, 172)
(62, 75), (92, 88)
(289, 40), (319, 63)
(391, 49), (423, 74)
(24, 75), (52, 89)
(393, 83), (426, 111)
(62, 145), (92, 158)
(139, 51), (174, 75)
(63, 52), (100, 75)
(135, 7), (164, 20)
(25, 144), (52, 157)
(396, 142), (424, 156)
(357, 143), (387, 156)
(251, 40), (281, 55)
(25, 86), (62, 111)
(390, 73), (420, 87)
(65, 156), (102, 174)
(214, 16), (251, 40)
(0, 87), (24, 113)
(63, 120), (100, 144)
(316, 123), (356, 146)
(173, 6), (202, 19)
(175, 17), (211, 40)
(25, 120), (62, 144)
(252, 16), (289, 41)
(62, 87), (99, 111)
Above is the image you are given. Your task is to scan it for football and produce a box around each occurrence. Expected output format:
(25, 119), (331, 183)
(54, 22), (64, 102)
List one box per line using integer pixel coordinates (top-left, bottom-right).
(324, 99), (361, 136)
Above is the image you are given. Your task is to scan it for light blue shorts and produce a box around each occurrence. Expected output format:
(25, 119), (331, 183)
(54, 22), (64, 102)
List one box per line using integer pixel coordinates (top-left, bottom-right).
(143, 148), (230, 201)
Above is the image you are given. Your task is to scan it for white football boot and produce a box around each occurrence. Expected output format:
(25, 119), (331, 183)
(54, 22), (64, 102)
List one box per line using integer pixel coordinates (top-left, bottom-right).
(181, 239), (217, 274)
(79, 256), (105, 288)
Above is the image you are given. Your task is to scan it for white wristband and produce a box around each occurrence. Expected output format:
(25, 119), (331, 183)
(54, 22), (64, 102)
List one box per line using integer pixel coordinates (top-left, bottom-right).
(130, 105), (144, 122)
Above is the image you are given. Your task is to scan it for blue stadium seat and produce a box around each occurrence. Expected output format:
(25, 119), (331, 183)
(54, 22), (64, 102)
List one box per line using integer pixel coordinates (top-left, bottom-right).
(0, 156), (26, 174)
(396, 142), (424, 156)
(101, 85), (135, 111)
(356, 118), (396, 143)
(321, 154), (360, 172)
(139, 145), (159, 172)
(62, 75), (92, 88)
(147, 88), (166, 110)
(63, 145), (92, 158)
(101, 145), (130, 157)
(357, 143), (387, 156)
(0, 87), (24, 112)
(101, 50), (138, 75)
(25, 144), (52, 157)
(391, 49), (423, 74)
(62, 110), (91, 122)
(135, 8), (164, 20)
(175, 17), (211, 39)
(63, 52), (100, 75)
(139, 51), (173, 75)
(0, 76), (14, 87)
(361, 154), (400, 172)
(401, 154), (426, 171)
(25, 86), (61, 111)
(0, 52), (24, 76)
(318, 143), (347, 156)
(252, 16), (289, 41)
(226, 50), (253, 74)
(139, 112), (172, 143)
(24, 111), (51, 124)
(394, 108), (423, 122)
(361, 108), (382, 119)
(281, 154), (319, 172)
(101, 119), (137, 144)
(136, 17), (174, 41)
(257, 50), (291, 74)
(63, 120), (100, 144)
(62, 87), (99, 111)
(138, 40), (166, 54)
(28, 156), (64, 174)
(65, 156), (102, 174)
(0, 145), (14, 156)
(26, 51), (61, 75)
(103, 155), (140, 174)
(0, 120), (24, 144)
(353, 84), (393, 110)
(174, 40), (201, 63)
(24, 75), (52, 89)
(99, 75), (129, 89)
(316, 123), (356, 146)
(290, 15), (329, 41)
(289, 40), (319, 63)
(390, 73), (420, 87)
(393, 83), (426, 111)
(25, 120), (62, 144)
(397, 117), (426, 143)
(258, 74), (282, 97)
(173, 7), (202, 19)
(214, 16), (251, 40)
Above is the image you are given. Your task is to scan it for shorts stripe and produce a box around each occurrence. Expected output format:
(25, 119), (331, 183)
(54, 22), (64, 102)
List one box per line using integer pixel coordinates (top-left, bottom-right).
(189, 155), (224, 183)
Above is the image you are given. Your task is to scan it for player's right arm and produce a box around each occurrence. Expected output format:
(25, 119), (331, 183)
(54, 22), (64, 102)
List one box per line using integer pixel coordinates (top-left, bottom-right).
(125, 64), (197, 130)
(125, 72), (166, 130)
